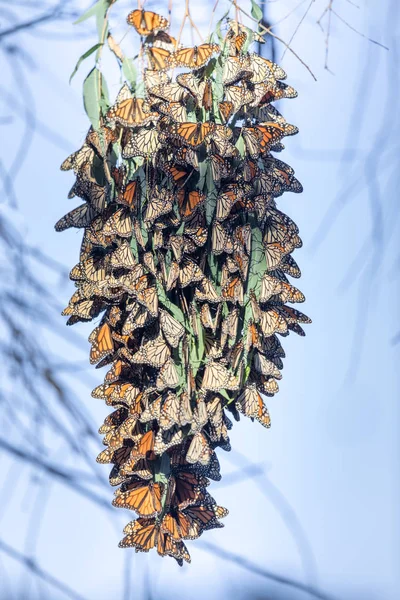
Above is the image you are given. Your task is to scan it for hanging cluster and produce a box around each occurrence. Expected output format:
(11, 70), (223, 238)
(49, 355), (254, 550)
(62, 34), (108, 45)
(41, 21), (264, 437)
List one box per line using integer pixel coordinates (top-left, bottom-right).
(56, 9), (310, 565)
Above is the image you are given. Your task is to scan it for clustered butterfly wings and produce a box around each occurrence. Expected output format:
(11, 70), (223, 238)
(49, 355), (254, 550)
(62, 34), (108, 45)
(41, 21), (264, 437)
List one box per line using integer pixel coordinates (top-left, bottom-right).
(56, 12), (309, 564)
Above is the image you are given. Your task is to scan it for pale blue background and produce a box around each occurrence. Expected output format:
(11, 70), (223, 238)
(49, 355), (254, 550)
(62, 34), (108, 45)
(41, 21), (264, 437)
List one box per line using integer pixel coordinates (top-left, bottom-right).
(0, 1), (398, 598)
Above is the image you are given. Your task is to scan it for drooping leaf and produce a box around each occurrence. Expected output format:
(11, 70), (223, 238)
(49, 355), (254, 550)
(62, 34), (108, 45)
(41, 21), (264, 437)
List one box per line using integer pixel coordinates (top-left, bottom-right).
(83, 67), (109, 130)
(250, 0), (263, 22)
(70, 43), (104, 83)
(122, 57), (137, 91)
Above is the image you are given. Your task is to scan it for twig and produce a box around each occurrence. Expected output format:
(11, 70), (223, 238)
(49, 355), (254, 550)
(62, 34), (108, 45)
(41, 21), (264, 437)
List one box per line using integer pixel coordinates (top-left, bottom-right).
(234, 2), (317, 81)
(198, 542), (338, 600)
(0, 538), (88, 600)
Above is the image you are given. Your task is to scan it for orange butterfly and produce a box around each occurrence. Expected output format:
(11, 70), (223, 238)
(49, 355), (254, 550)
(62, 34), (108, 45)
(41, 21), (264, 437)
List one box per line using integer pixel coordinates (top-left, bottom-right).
(89, 323), (114, 365)
(178, 189), (205, 218)
(107, 97), (158, 128)
(168, 122), (215, 147)
(119, 518), (191, 564)
(113, 480), (162, 517)
(127, 10), (168, 36)
(172, 44), (220, 69)
(147, 47), (172, 71)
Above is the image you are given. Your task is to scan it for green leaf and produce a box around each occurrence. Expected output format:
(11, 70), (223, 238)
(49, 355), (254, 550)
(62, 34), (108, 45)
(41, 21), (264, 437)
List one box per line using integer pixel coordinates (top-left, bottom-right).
(215, 9), (230, 44)
(83, 67), (109, 130)
(205, 165), (217, 225)
(74, 0), (107, 25)
(250, 0), (263, 22)
(70, 43), (103, 83)
(122, 57), (137, 90)
(156, 282), (187, 328)
(135, 80), (145, 99)
(246, 227), (266, 299)
(130, 236), (138, 261)
(235, 134), (245, 157)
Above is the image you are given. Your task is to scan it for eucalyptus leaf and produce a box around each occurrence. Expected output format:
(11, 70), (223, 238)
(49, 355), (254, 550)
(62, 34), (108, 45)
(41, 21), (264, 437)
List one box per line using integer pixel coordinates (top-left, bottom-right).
(83, 67), (109, 130)
(69, 43), (103, 83)
(122, 57), (137, 90)
(250, 0), (263, 22)
(235, 134), (245, 157)
(156, 282), (186, 327)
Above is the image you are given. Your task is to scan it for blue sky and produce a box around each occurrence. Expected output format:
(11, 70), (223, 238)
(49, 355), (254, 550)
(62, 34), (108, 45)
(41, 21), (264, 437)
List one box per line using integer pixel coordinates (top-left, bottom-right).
(0, 1), (398, 599)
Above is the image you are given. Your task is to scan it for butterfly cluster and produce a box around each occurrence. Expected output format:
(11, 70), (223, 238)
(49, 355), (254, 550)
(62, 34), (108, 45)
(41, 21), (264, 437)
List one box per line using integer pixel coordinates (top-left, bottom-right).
(56, 10), (310, 564)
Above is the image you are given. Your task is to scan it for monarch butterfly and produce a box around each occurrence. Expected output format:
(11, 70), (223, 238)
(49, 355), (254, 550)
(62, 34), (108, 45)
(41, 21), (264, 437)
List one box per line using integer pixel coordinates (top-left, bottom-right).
(157, 101), (188, 123)
(202, 361), (239, 392)
(216, 183), (252, 221)
(208, 154), (231, 182)
(62, 299), (98, 322)
(169, 504), (218, 539)
(104, 359), (124, 383)
(222, 56), (252, 85)
(159, 309), (185, 348)
(156, 359), (180, 391)
(113, 481), (162, 517)
(178, 258), (204, 288)
(235, 385), (271, 428)
(110, 243), (136, 271)
(158, 392), (180, 430)
(107, 86), (158, 128)
(242, 123), (295, 157)
(61, 143), (94, 173)
(180, 392), (194, 427)
(222, 276), (244, 304)
(218, 101), (234, 124)
(150, 30), (178, 50)
(260, 273), (305, 304)
(154, 425), (183, 454)
(144, 188), (173, 224)
(140, 393), (162, 424)
(102, 208), (132, 237)
(206, 125), (237, 157)
(211, 222), (233, 255)
(253, 352), (281, 379)
(136, 285), (158, 316)
(119, 518), (191, 564)
(144, 69), (171, 89)
(175, 73), (213, 109)
(172, 44), (220, 69)
(147, 46), (172, 70)
(224, 85), (254, 113)
(149, 82), (188, 104)
(173, 145), (199, 169)
(226, 19), (249, 54)
(194, 277), (221, 303)
(206, 395), (228, 443)
(171, 470), (208, 507)
(200, 303), (219, 333)
(277, 305), (311, 326)
(123, 127), (160, 158)
(131, 333), (170, 368)
(167, 121), (215, 148)
(86, 125), (117, 156)
(186, 432), (213, 466)
(169, 443), (221, 481)
(82, 255), (108, 283)
(279, 254), (301, 278)
(259, 307), (288, 337)
(127, 9), (169, 36)
(118, 180), (139, 209)
(177, 189), (205, 219)
(161, 161), (194, 186)
(98, 407), (128, 435)
(248, 53), (287, 82)
(55, 203), (98, 232)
